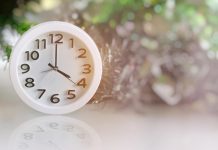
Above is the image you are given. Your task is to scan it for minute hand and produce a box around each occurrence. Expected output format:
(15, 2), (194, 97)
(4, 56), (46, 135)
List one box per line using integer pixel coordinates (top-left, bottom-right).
(55, 44), (58, 68)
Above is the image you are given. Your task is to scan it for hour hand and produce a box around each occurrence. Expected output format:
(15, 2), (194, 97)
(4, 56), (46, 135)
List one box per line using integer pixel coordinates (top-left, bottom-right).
(57, 69), (71, 79)
(48, 63), (69, 78)
(48, 63), (76, 85)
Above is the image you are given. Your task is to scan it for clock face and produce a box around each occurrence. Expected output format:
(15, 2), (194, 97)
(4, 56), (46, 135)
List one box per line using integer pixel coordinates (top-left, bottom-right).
(9, 116), (101, 150)
(18, 32), (94, 105)
(10, 21), (102, 114)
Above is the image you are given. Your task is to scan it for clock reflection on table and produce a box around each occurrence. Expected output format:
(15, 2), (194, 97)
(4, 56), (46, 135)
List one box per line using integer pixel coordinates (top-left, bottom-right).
(9, 116), (102, 150)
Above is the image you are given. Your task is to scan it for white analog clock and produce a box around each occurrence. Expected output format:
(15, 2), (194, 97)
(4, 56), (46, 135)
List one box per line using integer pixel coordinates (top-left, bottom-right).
(10, 21), (102, 114)
(9, 116), (102, 150)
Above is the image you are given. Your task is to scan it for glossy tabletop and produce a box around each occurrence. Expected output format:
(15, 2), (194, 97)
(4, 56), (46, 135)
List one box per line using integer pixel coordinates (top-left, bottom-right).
(1, 62), (218, 150)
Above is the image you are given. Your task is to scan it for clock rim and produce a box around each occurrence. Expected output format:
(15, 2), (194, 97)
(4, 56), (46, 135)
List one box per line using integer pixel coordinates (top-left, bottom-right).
(10, 21), (102, 114)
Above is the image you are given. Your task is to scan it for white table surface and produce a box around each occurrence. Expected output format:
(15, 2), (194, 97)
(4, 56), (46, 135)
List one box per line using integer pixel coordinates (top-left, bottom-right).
(1, 62), (218, 150)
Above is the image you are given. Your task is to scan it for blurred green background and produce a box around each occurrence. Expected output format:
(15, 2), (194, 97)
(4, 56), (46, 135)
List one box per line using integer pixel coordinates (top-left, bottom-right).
(1, 0), (218, 59)
(1, 0), (218, 107)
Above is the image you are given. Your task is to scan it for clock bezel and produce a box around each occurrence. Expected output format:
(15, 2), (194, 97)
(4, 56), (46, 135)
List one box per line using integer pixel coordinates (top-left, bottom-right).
(10, 21), (102, 114)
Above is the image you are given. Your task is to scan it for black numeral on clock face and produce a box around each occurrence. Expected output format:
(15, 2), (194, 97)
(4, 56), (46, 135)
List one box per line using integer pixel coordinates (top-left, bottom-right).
(37, 89), (46, 99)
(50, 94), (60, 103)
(25, 78), (35, 88)
(49, 33), (63, 44)
(21, 64), (30, 74)
(35, 39), (46, 49)
(25, 51), (39, 61)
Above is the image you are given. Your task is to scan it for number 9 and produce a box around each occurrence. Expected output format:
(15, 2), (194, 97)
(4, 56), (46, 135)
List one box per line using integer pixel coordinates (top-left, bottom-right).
(21, 64), (30, 74)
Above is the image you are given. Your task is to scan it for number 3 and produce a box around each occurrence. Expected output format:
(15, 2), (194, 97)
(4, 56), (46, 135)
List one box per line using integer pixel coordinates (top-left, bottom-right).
(82, 64), (91, 74)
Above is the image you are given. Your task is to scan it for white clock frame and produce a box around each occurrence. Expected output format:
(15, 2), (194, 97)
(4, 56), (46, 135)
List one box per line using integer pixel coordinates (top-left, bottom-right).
(10, 21), (102, 114)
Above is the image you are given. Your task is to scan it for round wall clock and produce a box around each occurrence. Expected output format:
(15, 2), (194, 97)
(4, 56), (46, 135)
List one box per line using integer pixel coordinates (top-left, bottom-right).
(9, 116), (102, 150)
(10, 21), (102, 114)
